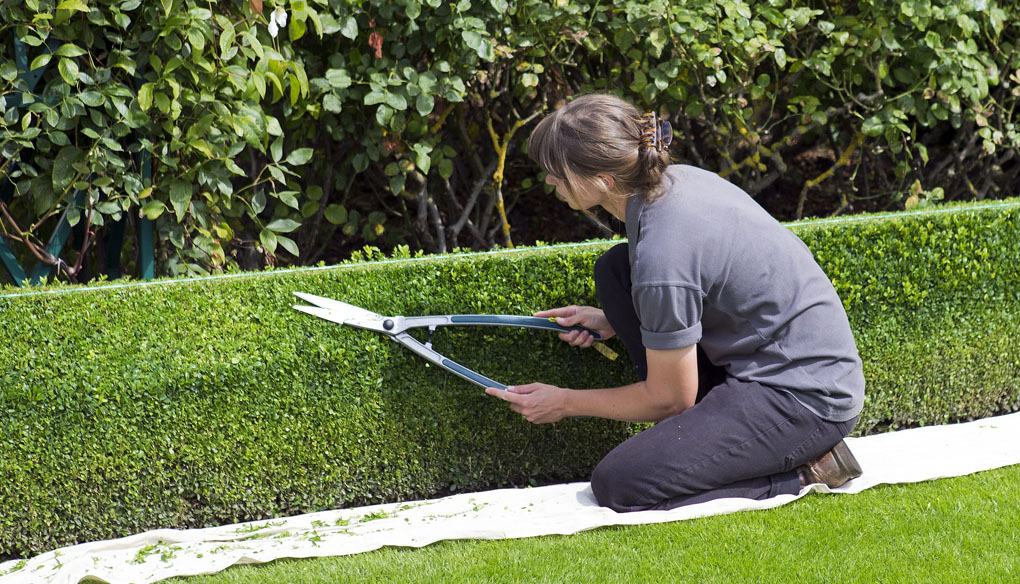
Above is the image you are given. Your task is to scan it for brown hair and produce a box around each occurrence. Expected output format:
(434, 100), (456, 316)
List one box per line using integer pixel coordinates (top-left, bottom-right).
(528, 94), (671, 207)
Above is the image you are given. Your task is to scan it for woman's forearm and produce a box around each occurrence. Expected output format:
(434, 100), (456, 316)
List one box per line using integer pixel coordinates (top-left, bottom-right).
(563, 381), (690, 423)
(564, 345), (700, 423)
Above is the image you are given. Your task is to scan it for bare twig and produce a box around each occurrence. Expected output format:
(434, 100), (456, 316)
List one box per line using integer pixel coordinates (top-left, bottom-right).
(487, 110), (542, 248)
(0, 199), (76, 280)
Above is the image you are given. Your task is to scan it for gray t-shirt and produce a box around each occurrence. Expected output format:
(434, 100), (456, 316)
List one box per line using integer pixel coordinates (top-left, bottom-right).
(624, 165), (864, 422)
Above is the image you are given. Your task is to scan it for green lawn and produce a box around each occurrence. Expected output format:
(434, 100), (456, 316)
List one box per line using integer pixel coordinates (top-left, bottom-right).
(168, 464), (1020, 584)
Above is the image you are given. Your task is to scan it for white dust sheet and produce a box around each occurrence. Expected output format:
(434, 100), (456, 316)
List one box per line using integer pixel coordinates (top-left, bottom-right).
(3, 411), (1020, 584)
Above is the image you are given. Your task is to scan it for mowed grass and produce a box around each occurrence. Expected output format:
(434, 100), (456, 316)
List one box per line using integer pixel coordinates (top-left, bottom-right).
(169, 464), (1020, 584)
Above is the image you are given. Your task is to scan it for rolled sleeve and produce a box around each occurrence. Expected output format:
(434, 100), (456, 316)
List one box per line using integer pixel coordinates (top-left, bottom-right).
(641, 322), (702, 351)
(633, 284), (704, 351)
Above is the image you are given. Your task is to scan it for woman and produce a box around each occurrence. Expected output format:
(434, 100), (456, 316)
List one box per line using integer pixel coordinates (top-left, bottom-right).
(485, 94), (865, 512)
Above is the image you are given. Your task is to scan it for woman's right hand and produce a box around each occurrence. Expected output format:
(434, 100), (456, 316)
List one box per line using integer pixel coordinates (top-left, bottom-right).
(534, 305), (615, 348)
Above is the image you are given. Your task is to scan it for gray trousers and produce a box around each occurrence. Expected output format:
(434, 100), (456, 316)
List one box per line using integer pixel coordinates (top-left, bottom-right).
(590, 243), (856, 512)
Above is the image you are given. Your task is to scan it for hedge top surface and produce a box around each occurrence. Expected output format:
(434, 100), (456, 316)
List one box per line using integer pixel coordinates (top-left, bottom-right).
(2, 198), (1018, 301)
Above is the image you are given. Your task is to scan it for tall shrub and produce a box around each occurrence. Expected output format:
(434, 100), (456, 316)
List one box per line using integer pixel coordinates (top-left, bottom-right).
(2, 0), (1018, 281)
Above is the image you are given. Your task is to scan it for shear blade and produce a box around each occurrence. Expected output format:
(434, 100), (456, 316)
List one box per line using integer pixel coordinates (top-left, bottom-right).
(292, 292), (388, 330)
(292, 304), (352, 326)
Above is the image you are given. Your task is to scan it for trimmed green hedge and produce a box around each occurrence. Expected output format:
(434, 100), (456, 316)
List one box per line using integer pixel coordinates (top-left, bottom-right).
(2, 200), (1019, 559)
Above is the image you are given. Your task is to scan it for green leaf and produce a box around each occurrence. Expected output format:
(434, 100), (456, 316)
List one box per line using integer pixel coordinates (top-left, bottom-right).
(375, 104), (394, 126)
(340, 16), (358, 39)
(286, 148), (314, 165)
(52, 146), (84, 190)
(279, 190), (300, 209)
(438, 158), (454, 180)
(353, 153), (369, 172)
(463, 30), (483, 52)
(413, 143), (432, 174)
(389, 174), (405, 195)
(165, 56), (183, 74)
(323, 93), (342, 114)
(364, 90), (387, 106)
(260, 228), (278, 253)
(268, 165), (286, 182)
(405, 0), (421, 19)
(267, 218), (300, 233)
(1, 62), (18, 81)
(462, 30), (494, 60)
(862, 116), (884, 137)
(79, 91), (105, 107)
(289, 16), (307, 42)
(385, 92), (407, 111)
(649, 29), (667, 57)
(325, 204), (348, 225)
(170, 179), (193, 222)
(880, 28), (901, 50)
(277, 235), (299, 256)
(774, 48), (787, 69)
(56, 0), (90, 12)
(188, 140), (214, 158)
(252, 190), (267, 214)
(54, 43), (87, 57)
(415, 93), (435, 116)
(418, 72), (438, 94)
(267, 117), (284, 137)
(188, 29), (206, 52)
(66, 207), (81, 228)
(629, 70), (647, 93)
(271, 137), (283, 162)
(916, 143), (929, 166)
(225, 159), (246, 176)
(141, 200), (165, 220)
(325, 68), (352, 89)
(294, 64), (310, 97)
(220, 24), (235, 56)
(307, 7), (323, 37)
(94, 200), (119, 215)
(29, 53), (52, 71)
(137, 83), (154, 111)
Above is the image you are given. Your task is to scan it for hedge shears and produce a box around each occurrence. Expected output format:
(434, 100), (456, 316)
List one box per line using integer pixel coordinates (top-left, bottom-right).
(293, 292), (605, 390)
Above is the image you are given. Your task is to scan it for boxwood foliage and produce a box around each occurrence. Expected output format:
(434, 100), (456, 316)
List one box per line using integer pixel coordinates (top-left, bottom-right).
(3, 0), (1018, 280)
(1, 199), (1019, 559)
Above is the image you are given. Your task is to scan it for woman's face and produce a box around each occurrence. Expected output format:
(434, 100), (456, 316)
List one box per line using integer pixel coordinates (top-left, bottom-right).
(545, 173), (605, 211)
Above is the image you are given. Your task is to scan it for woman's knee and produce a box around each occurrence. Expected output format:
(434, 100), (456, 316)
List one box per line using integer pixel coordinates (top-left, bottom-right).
(591, 457), (627, 511)
(591, 451), (649, 513)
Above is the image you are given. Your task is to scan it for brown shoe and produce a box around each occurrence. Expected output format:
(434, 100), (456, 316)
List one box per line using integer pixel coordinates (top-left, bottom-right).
(797, 440), (863, 489)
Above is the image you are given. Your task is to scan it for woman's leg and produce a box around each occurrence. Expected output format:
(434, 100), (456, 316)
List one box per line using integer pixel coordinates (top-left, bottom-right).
(594, 243), (647, 379)
(590, 378), (857, 512)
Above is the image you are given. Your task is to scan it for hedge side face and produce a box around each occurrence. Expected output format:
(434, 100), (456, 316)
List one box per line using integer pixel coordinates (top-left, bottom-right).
(1, 201), (1019, 558)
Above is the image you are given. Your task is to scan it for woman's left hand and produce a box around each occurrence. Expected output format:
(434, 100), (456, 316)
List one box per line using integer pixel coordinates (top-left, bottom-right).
(485, 383), (569, 424)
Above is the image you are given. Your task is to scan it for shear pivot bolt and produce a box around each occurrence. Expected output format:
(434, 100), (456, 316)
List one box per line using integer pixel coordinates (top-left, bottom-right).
(383, 319), (394, 330)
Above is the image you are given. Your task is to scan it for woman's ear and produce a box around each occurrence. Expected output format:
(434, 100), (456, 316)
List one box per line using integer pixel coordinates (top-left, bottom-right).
(596, 173), (616, 192)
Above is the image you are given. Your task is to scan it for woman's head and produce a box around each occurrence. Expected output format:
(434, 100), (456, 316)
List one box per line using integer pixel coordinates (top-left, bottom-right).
(528, 94), (671, 211)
